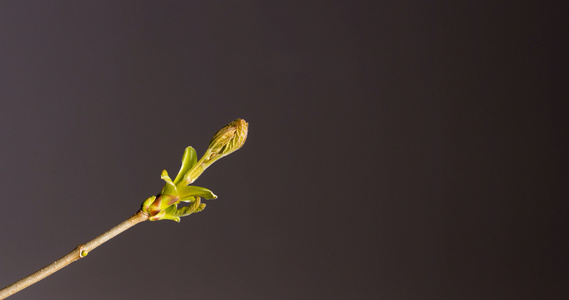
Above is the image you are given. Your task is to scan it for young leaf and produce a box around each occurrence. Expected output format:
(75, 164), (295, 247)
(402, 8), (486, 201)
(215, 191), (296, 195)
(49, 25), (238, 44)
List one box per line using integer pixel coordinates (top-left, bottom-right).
(178, 185), (217, 201)
(160, 170), (178, 196)
(173, 197), (203, 218)
(173, 147), (198, 185)
(160, 205), (181, 222)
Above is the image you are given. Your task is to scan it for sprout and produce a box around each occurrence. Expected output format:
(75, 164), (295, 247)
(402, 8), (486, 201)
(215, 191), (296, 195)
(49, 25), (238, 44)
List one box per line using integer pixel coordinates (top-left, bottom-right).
(141, 119), (248, 222)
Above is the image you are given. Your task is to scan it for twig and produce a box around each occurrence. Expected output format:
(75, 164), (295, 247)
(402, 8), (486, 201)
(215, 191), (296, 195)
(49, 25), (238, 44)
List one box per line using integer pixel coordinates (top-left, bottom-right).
(0, 119), (249, 298)
(0, 210), (149, 299)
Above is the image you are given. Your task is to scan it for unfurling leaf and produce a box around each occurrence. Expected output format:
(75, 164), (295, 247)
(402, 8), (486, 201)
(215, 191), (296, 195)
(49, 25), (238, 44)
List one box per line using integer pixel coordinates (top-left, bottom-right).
(141, 119), (248, 222)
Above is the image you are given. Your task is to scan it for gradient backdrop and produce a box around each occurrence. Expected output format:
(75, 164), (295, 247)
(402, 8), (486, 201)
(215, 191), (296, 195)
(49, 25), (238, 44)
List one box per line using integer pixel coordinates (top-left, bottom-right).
(0, 1), (567, 299)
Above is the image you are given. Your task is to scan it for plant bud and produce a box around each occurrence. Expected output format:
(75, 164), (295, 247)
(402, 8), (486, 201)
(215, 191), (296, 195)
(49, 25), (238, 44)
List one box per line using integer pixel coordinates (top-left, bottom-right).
(183, 119), (248, 184)
(204, 118), (248, 164)
(141, 119), (248, 222)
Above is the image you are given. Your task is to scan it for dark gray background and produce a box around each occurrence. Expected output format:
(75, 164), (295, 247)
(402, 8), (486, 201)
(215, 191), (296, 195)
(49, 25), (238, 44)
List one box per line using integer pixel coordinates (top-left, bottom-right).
(0, 1), (567, 299)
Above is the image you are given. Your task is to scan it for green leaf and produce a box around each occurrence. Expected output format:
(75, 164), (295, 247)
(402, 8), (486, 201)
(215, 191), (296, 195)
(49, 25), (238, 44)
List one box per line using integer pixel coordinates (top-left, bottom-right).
(160, 170), (178, 196)
(178, 185), (217, 201)
(164, 204), (177, 215)
(189, 197), (202, 212)
(147, 203), (184, 222)
(157, 194), (181, 210)
(160, 205), (181, 222)
(173, 206), (191, 217)
(173, 197), (203, 217)
(179, 196), (196, 203)
(173, 147), (198, 185)
(141, 195), (156, 214)
(161, 215), (181, 222)
(196, 203), (206, 213)
(160, 214), (181, 222)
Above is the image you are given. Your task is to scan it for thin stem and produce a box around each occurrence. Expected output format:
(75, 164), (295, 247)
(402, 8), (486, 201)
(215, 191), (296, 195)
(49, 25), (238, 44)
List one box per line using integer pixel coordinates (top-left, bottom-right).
(0, 210), (149, 299)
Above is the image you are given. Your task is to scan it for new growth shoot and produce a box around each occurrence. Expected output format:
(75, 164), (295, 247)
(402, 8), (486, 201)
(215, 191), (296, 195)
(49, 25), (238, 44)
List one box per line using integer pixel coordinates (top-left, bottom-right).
(0, 119), (249, 299)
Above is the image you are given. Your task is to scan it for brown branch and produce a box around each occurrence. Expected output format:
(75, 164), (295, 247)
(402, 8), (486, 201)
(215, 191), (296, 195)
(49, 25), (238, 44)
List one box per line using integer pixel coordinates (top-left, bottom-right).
(0, 210), (149, 299)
